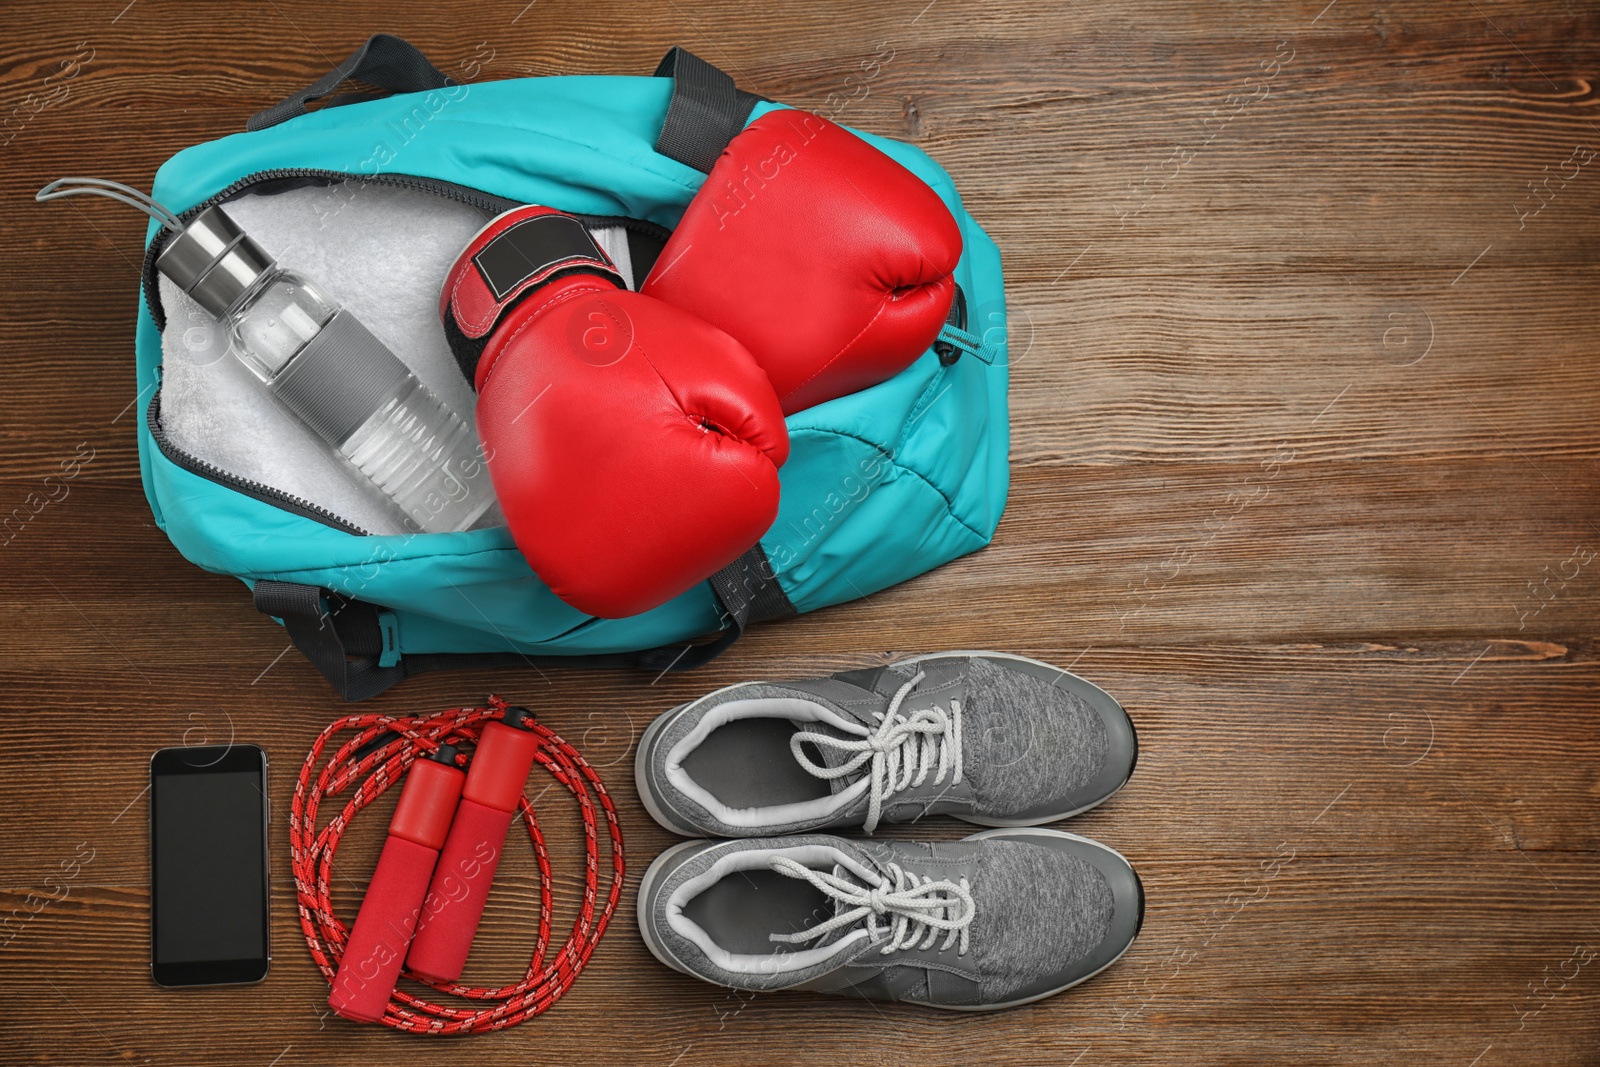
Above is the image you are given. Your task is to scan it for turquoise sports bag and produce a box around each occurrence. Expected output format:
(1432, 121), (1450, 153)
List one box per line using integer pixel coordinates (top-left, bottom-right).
(135, 35), (1010, 699)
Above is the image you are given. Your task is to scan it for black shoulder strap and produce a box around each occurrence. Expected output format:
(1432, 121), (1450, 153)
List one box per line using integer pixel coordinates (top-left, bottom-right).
(248, 34), (454, 132)
(653, 47), (763, 172)
(252, 544), (795, 701)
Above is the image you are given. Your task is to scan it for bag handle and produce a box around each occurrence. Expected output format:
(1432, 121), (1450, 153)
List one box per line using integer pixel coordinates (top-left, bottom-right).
(652, 47), (764, 172)
(247, 33), (454, 132)
(248, 38), (753, 163)
(252, 546), (794, 701)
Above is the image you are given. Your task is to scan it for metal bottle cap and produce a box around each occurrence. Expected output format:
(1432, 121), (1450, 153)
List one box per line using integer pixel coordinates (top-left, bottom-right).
(154, 205), (275, 319)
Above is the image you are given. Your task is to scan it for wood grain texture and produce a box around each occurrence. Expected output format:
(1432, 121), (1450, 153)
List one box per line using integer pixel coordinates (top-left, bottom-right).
(1, 1), (1597, 1065)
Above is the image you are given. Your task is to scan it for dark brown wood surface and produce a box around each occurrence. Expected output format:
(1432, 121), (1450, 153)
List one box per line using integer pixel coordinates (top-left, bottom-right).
(2, 1), (1597, 1063)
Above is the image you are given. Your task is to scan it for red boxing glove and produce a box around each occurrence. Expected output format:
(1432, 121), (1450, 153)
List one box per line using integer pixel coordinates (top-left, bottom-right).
(642, 109), (964, 414)
(442, 207), (789, 619)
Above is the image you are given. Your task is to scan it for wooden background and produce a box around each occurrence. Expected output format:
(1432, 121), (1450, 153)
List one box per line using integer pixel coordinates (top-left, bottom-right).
(1, 1), (1597, 1064)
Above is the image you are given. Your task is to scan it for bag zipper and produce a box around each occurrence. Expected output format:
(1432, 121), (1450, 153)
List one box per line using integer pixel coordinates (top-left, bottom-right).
(147, 385), (370, 534)
(138, 168), (674, 533)
(141, 169), (672, 331)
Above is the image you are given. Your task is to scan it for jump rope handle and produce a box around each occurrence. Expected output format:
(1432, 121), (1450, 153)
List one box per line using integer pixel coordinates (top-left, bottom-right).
(406, 708), (541, 983)
(328, 744), (465, 1024)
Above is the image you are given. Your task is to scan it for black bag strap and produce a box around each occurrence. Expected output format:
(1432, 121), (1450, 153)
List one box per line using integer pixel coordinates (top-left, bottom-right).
(252, 579), (406, 701)
(247, 34), (454, 132)
(707, 545), (795, 632)
(252, 544), (795, 701)
(653, 47), (763, 172)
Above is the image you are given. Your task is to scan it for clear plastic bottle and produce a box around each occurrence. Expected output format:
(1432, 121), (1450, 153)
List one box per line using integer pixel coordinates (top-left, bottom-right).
(157, 205), (491, 534)
(227, 269), (492, 533)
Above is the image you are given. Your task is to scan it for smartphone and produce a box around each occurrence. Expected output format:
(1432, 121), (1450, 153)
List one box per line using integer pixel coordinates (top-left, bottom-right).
(149, 744), (271, 987)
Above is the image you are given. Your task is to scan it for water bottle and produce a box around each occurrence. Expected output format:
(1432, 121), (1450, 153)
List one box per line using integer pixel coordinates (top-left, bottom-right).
(35, 178), (492, 534)
(156, 206), (493, 533)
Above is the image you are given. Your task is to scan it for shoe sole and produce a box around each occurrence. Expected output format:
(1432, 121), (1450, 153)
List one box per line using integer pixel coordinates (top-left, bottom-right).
(634, 652), (1138, 836)
(634, 829), (1145, 1010)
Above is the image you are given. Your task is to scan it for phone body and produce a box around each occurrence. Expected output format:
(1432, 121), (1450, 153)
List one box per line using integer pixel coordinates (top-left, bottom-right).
(148, 744), (271, 987)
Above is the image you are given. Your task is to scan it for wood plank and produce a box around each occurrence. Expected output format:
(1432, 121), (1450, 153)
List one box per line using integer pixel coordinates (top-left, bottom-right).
(3, 852), (1596, 1066)
(4, 457), (1595, 647)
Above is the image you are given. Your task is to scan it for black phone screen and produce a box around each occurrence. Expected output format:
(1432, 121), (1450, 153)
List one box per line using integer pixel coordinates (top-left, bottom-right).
(149, 744), (270, 986)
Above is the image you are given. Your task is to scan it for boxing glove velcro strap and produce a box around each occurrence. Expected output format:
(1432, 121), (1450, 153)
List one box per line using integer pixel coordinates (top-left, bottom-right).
(443, 208), (628, 386)
(470, 213), (620, 303)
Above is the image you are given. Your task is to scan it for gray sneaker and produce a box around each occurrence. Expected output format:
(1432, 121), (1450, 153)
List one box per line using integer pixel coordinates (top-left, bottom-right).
(635, 829), (1143, 1010)
(635, 652), (1136, 837)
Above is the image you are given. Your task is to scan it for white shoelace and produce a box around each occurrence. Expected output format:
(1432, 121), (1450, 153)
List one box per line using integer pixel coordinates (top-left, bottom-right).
(789, 671), (963, 833)
(767, 856), (975, 956)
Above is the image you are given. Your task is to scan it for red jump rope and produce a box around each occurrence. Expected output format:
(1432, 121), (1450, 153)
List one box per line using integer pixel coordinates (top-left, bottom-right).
(291, 695), (624, 1033)
(407, 705), (543, 984)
